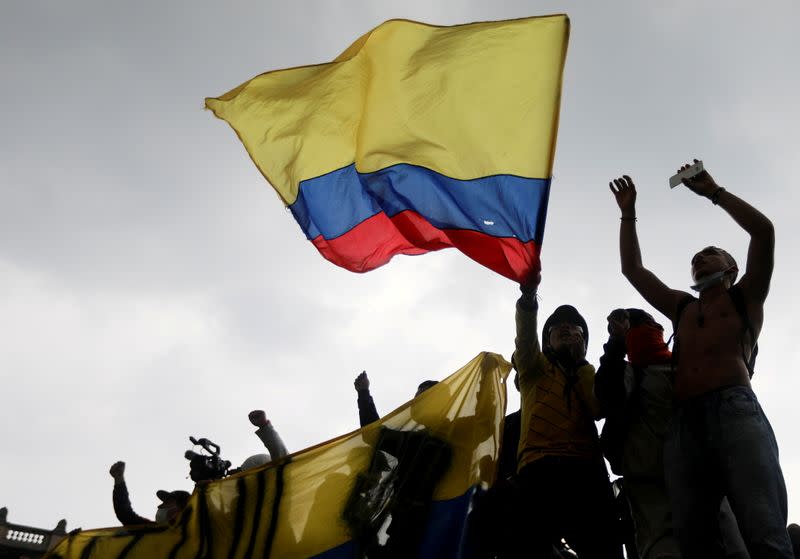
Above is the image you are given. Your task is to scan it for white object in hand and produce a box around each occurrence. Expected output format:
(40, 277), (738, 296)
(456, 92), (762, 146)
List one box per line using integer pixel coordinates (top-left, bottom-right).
(669, 160), (704, 189)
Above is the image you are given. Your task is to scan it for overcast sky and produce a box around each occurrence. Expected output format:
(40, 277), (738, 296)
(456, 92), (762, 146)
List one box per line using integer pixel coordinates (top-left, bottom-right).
(2, 0), (799, 533)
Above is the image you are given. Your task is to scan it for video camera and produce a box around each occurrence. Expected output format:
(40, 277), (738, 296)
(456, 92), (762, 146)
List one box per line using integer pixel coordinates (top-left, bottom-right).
(184, 436), (231, 482)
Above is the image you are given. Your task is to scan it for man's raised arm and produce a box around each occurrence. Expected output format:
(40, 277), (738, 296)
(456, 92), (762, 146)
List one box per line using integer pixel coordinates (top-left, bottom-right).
(109, 461), (152, 526)
(248, 410), (289, 461)
(512, 274), (543, 382)
(354, 371), (380, 427)
(609, 174), (686, 321)
(678, 160), (774, 303)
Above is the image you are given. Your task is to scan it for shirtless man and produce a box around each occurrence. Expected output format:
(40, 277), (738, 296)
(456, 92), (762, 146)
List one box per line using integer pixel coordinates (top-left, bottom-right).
(609, 161), (792, 558)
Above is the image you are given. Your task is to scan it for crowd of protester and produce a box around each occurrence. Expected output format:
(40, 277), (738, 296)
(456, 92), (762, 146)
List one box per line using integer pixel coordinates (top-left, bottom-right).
(107, 161), (799, 558)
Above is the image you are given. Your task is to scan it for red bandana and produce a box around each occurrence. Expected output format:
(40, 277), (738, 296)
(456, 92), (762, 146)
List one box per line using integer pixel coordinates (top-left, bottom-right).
(625, 324), (672, 367)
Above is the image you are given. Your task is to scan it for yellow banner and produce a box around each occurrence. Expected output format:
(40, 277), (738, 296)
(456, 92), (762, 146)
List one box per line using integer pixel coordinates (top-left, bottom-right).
(49, 352), (511, 559)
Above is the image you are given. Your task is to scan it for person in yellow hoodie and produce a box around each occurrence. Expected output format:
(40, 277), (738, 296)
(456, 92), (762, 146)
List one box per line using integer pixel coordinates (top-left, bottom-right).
(509, 278), (623, 559)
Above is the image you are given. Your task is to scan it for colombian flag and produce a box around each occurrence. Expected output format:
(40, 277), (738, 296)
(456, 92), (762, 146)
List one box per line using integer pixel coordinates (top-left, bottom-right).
(48, 353), (511, 559)
(206, 16), (569, 284)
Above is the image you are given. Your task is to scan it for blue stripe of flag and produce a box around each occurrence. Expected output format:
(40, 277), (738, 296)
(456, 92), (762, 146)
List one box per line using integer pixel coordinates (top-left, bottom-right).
(310, 489), (474, 559)
(289, 163), (550, 243)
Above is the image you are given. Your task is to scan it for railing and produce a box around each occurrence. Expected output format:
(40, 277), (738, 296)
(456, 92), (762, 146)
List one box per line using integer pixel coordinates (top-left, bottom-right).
(3, 527), (48, 549)
(0, 507), (67, 555)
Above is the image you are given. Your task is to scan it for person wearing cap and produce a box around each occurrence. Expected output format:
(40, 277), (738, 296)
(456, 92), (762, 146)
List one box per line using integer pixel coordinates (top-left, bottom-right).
(509, 275), (622, 558)
(108, 461), (190, 526)
(595, 308), (748, 559)
(609, 162), (791, 557)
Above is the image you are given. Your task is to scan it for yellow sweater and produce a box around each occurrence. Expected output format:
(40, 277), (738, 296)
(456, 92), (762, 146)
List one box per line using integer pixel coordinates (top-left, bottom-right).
(513, 297), (603, 471)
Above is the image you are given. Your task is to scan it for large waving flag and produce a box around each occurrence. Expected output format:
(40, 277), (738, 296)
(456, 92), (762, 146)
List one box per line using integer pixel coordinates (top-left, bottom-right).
(206, 16), (569, 284)
(48, 352), (511, 559)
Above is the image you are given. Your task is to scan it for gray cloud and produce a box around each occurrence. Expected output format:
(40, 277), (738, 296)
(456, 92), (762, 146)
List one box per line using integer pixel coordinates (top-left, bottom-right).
(1, 0), (799, 533)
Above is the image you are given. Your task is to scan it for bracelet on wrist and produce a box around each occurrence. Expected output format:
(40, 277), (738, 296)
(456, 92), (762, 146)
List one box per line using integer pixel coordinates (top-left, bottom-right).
(620, 216), (637, 222)
(710, 187), (726, 205)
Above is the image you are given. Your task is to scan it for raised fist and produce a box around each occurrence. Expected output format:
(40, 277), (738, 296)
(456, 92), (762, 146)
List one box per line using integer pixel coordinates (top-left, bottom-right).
(353, 371), (370, 391)
(109, 461), (126, 480)
(248, 410), (269, 427)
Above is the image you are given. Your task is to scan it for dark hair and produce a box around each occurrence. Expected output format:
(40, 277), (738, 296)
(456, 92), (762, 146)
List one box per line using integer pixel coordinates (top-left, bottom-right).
(625, 308), (663, 331)
(416, 380), (438, 394)
(718, 248), (739, 284)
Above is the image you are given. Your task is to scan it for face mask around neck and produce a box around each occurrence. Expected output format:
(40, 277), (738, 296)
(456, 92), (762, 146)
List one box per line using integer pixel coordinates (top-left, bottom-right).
(690, 267), (735, 292)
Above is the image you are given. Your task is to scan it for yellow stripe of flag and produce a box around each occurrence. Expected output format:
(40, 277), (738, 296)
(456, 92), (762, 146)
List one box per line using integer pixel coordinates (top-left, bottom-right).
(206, 16), (569, 205)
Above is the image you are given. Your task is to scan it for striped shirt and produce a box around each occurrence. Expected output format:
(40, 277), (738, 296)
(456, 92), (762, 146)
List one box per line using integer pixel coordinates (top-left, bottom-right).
(513, 297), (603, 471)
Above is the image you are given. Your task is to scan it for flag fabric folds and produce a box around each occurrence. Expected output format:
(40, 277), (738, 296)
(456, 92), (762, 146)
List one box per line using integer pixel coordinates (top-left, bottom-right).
(205, 16), (570, 284)
(48, 352), (511, 559)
